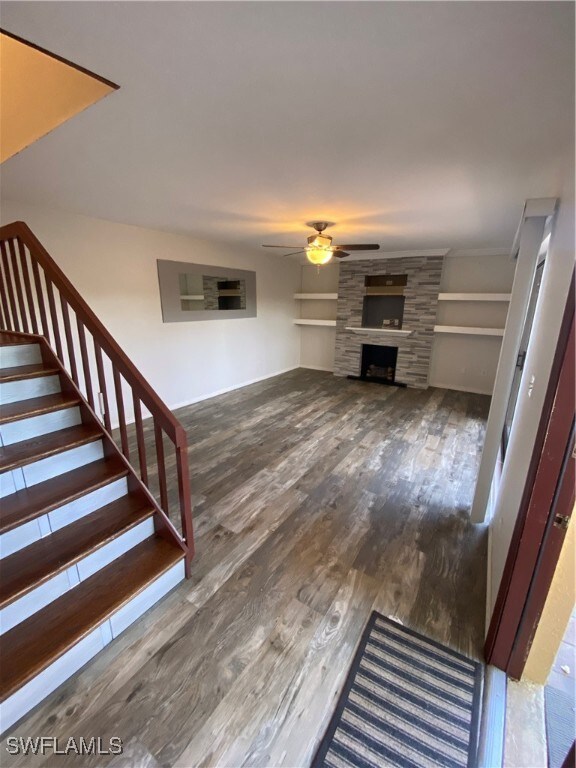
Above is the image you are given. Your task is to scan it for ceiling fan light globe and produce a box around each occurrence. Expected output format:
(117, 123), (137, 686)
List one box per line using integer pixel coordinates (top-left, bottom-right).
(306, 247), (333, 265)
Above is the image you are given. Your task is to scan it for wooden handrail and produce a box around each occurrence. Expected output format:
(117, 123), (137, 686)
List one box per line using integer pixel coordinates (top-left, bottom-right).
(0, 221), (194, 574)
(0, 222), (183, 439)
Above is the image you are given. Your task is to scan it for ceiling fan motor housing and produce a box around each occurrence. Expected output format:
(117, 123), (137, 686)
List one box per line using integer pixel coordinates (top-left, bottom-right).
(307, 233), (332, 248)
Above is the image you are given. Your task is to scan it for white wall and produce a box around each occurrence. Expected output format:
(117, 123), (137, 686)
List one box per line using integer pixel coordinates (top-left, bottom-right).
(1, 200), (300, 413)
(488, 181), (575, 619)
(429, 254), (516, 394)
(298, 263), (339, 372)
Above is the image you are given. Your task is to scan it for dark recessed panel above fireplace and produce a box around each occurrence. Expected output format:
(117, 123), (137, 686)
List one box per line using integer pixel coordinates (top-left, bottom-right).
(362, 295), (405, 329)
(365, 274), (408, 288)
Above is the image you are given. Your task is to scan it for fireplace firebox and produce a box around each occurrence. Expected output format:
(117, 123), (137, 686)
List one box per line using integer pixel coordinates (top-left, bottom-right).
(360, 345), (399, 385)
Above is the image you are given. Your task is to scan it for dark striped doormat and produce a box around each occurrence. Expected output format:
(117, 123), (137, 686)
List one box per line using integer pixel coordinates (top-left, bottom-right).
(312, 612), (483, 768)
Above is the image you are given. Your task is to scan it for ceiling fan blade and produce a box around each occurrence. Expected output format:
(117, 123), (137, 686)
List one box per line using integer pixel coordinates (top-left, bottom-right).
(280, 250), (306, 257)
(261, 244), (301, 249)
(332, 251), (350, 259)
(335, 244), (380, 251)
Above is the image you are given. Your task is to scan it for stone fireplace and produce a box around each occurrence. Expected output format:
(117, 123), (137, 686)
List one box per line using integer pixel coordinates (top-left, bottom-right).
(334, 256), (444, 388)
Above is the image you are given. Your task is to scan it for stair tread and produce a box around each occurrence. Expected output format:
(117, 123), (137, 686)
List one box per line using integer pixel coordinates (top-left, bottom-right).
(0, 456), (129, 534)
(0, 392), (82, 424)
(0, 493), (154, 608)
(0, 423), (103, 473)
(0, 332), (38, 346)
(0, 362), (59, 382)
(0, 537), (184, 701)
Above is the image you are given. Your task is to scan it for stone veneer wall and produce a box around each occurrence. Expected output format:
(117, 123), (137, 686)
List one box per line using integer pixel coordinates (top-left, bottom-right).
(202, 276), (220, 310)
(334, 256), (444, 388)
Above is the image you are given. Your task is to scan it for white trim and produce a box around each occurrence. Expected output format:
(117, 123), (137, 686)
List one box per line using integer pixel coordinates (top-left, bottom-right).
(438, 293), (511, 302)
(294, 319), (337, 327)
(108, 365), (302, 429)
(524, 198), (558, 218)
(293, 293), (338, 300)
(429, 382), (493, 396)
(343, 248), (449, 262)
(299, 365), (334, 373)
(446, 248), (510, 259)
(510, 198), (558, 258)
(434, 325), (505, 337)
(166, 366), (301, 412)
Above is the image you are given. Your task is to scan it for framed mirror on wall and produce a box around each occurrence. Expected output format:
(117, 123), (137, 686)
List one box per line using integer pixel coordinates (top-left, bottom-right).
(157, 259), (257, 322)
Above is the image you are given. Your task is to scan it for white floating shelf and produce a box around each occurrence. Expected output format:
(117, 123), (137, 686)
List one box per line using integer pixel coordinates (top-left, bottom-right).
(434, 325), (505, 337)
(294, 319), (337, 327)
(345, 327), (413, 337)
(294, 293), (338, 300)
(180, 294), (205, 300)
(438, 293), (511, 302)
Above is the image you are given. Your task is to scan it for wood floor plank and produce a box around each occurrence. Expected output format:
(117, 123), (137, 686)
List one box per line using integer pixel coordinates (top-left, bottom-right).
(186, 487), (308, 610)
(248, 568), (381, 768)
(173, 598), (321, 768)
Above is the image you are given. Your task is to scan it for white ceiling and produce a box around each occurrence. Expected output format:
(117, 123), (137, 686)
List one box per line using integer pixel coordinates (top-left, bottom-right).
(1, 2), (574, 253)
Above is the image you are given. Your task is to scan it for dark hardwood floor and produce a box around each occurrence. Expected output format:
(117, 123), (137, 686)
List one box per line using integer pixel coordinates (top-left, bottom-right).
(2, 369), (490, 768)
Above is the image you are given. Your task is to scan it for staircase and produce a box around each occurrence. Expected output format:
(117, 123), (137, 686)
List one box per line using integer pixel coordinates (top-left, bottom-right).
(0, 224), (194, 734)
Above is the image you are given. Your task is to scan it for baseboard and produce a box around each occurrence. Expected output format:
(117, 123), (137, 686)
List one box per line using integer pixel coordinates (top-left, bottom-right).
(166, 365), (301, 412)
(108, 366), (302, 430)
(299, 365), (334, 373)
(429, 381), (494, 396)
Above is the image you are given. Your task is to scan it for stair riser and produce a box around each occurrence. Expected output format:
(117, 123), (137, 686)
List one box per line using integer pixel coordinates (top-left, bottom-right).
(0, 560), (184, 735)
(0, 470), (24, 499)
(4, 441), (104, 492)
(0, 407), (82, 447)
(49, 477), (129, 532)
(0, 518), (155, 635)
(0, 477), (129, 559)
(0, 344), (41, 369)
(0, 375), (60, 405)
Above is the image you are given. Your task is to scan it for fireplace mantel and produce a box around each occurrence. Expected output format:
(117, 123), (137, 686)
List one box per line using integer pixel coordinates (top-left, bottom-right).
(345, 327), (413, 337)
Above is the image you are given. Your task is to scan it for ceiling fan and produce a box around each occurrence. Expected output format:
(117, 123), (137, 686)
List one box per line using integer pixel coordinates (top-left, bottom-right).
(262, 221), (380, 265)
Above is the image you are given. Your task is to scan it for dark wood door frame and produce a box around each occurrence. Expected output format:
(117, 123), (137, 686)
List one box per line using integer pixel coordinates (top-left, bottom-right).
(508, 411), (575, 678)
(485, 272), (575, 677)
